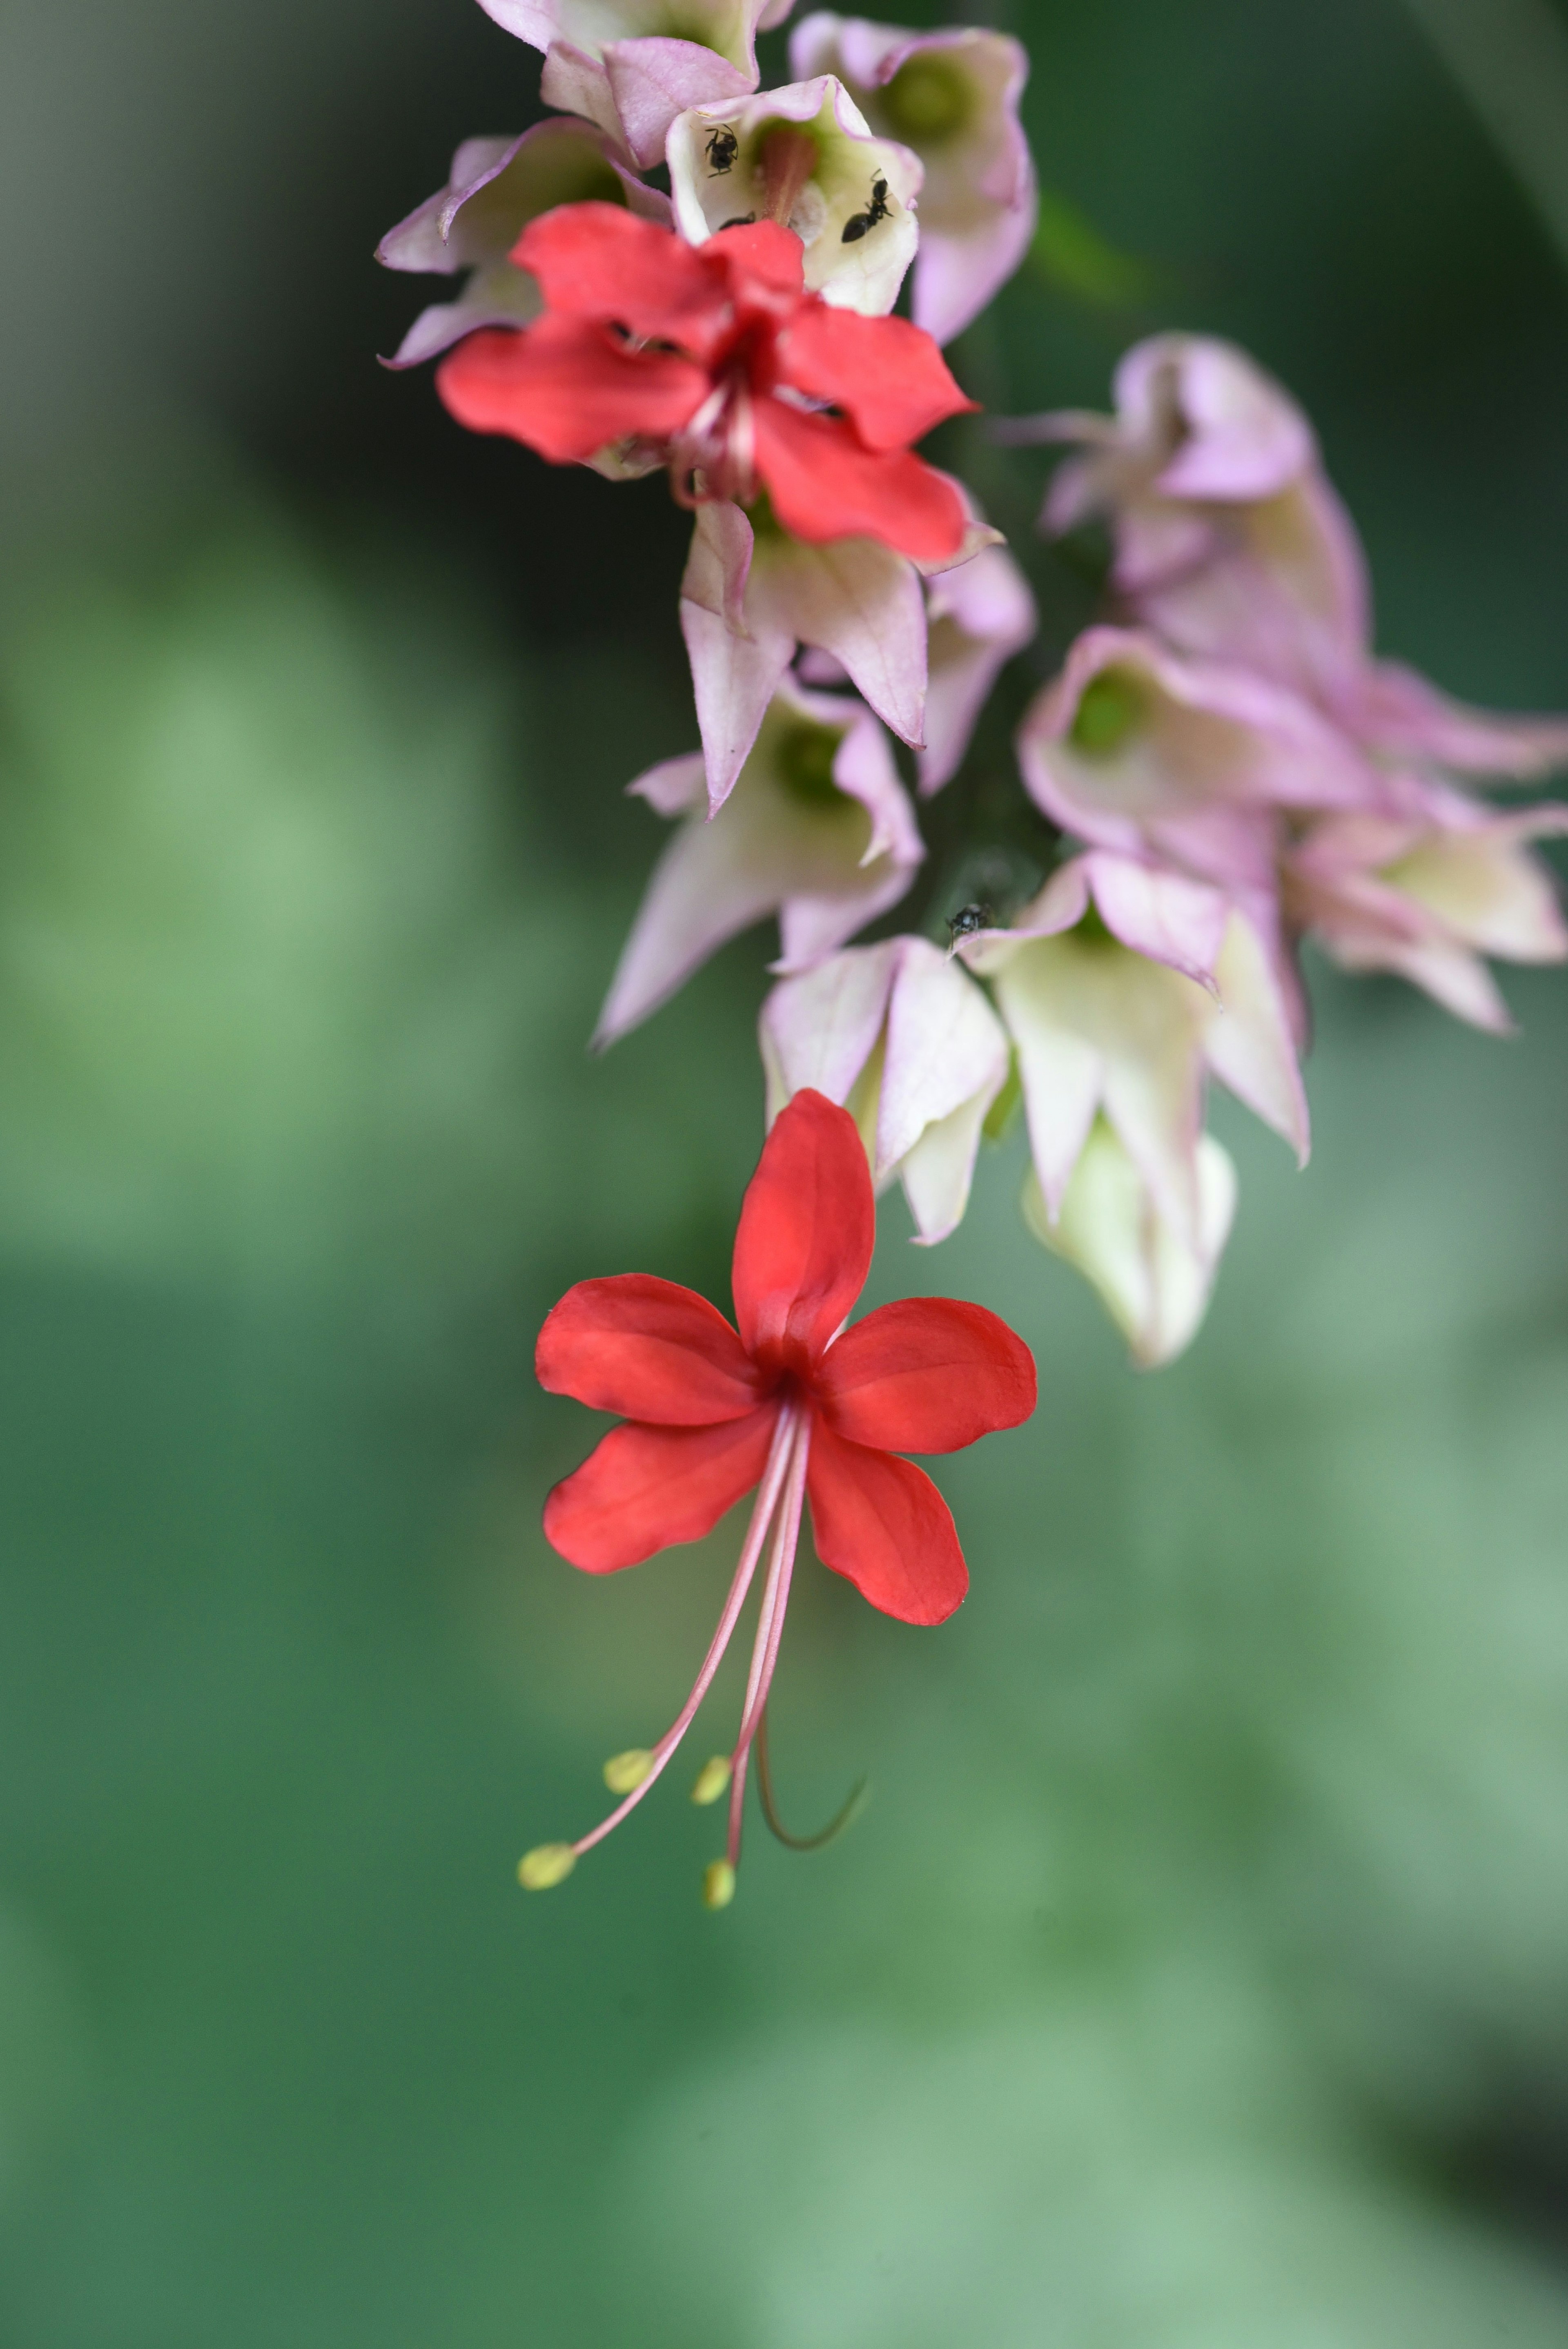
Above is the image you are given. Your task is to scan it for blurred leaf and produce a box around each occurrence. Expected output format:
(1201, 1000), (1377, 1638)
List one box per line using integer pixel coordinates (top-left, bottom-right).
(1028, 187), (1156, 309)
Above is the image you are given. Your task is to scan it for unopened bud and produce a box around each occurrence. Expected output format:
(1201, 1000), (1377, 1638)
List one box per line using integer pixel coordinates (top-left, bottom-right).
(702, 1859), (736, 1910)
(603, 1747), (653, 1794)
(690, 1755), (732, 1807)
(518, 1842), (577, 1891)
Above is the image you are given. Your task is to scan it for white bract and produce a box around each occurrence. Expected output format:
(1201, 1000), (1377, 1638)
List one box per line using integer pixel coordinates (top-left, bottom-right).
(761, 936), (1010, 1241)
(679, 500), (984, 806)
(920, 540), (1037, 793)
(668, 76), (922, 314)
(376, 120), (663, 368)
(962, 851), (1304, 1290)
(596, 677), (923, 1045)
(1023, 1118), (1237, 1368)
(789, 13), (1038, 343)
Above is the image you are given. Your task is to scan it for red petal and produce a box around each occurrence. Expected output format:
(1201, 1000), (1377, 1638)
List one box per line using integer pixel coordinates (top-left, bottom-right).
(537, 1275), (770, 1425)
(815, 1299), (1036, 1453)
(732, 1090), (873, 1377)
(805, 1420), (967, 1624)
(777, 306), (975, 451)
(514, 201), (726, 349)
(543, 1406), (779, 1572)
(753, 401), (968, 562)
(437, 318), (706, 463)
(710, 218), (807, 299)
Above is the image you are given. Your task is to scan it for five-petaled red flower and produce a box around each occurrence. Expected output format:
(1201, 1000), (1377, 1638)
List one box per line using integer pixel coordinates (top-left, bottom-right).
(437, 203), (976, 563)
(522, 1088), (1035, 1904)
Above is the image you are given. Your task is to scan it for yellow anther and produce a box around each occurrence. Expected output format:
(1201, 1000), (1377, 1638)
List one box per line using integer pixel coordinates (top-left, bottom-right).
(517, 1842), (577, 1891)
(690, 1755), (733, 1807)
(603, 1748), (653, 1794)
(702, 1859), (737, 1910)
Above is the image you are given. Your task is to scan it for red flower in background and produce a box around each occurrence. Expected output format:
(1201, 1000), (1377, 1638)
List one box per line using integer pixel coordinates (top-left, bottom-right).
(521, 1088), (1035, 1904)
(437, 202), (976, 562)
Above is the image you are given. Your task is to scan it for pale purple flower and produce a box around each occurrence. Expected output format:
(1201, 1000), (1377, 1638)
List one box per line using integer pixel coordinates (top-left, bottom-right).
(668, 78), (922, 314)
(788, 13), (1037, 345)
(1015, 334), (1366, 710)
(795, 526), (1035, 793)
(1022, 1118), (1237, 1368)
(1330, 658), (1568, 782)
(960, 850), (1307, 1253)
(594, 676), (923, 1045)
(1020, 333), (1568, 775)
(477, 0), (778, 170)
(919, 539), (1036, 793)
(760, 935), (1010, 1241)
(680, 497), (998, 807)
(1015, 623), (1376, 902)
(1285, 789), (1568, 1032)
(376, 120), (666, 368)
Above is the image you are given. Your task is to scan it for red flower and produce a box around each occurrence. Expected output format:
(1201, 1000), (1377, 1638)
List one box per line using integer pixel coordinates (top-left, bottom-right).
(436, 202), (976, 564)
(521, 1088), (1035, 1903)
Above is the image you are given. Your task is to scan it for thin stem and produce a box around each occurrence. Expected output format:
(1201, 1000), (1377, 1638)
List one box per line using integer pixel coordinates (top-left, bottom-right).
(725, 1417), (811, 1869)
(570, 1404), (797, 1859)
(755, 1705), (870, 1852)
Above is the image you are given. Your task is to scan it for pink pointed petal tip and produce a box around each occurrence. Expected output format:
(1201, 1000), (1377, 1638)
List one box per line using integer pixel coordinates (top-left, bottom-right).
(911, 192), (1038, 349)
(1350, 659), (1568, 778)
(604, 37), (756, 169)
(1117, 333), (1317, 502)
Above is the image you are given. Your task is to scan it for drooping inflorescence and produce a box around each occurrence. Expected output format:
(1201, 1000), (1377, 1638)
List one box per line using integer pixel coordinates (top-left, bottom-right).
(381, 0), (1568, 1896)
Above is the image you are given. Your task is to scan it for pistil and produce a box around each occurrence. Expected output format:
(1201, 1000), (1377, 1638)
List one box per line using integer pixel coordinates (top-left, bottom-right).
(756, 125), (820, 229)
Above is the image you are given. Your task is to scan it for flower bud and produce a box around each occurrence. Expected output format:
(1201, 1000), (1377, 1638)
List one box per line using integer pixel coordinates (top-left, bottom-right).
(702, 1859), (737, 1910)
(690, 1755), (733, 1806)
(517, 1842), (577, 1891)
(603, 1748), (653, 1794)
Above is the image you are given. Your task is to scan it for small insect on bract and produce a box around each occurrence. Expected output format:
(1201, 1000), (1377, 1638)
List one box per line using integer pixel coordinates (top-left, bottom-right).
(841, 176), (892, 243)
(706, 127), (739, 175)
(945, 902), (993, 956)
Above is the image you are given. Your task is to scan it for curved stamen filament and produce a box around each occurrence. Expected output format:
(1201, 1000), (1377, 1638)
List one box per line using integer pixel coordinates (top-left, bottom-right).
(568, 1402), (799, 1861)
(668, 374), (757, 510)
(726, 1413), (812, 1869)
(755, 1706), (869, 1852)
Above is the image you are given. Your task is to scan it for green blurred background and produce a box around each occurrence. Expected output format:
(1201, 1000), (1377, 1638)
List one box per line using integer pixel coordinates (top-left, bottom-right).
(3, 0), (1568, 2339)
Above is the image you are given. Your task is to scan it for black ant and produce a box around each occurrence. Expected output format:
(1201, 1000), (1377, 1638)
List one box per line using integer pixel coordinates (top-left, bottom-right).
(946, 902), (993, 952)
(841, 176), (891, 243)
(705, 126), (739, 174)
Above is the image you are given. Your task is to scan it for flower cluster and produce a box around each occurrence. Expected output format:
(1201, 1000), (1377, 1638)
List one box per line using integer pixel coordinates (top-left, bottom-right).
(382, 6), (1568, 1375)
(991, 337), (1568, 1355)
(381, 0), (1568, 1897)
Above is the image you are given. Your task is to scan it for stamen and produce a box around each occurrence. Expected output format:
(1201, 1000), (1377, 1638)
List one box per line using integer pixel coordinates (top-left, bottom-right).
(690, 1755), (733, 1805)
(724, 382), (757, 508)
(702, 1859), (737, 1910)
(516, 1402), (799, 1883)
(668, 377), (757, 511)
(754, 1706), (869, 1852)
(725, 1415), (812, 1870)
(518, 1842), (576, 1890)
(603, 1749), (652, 1794)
